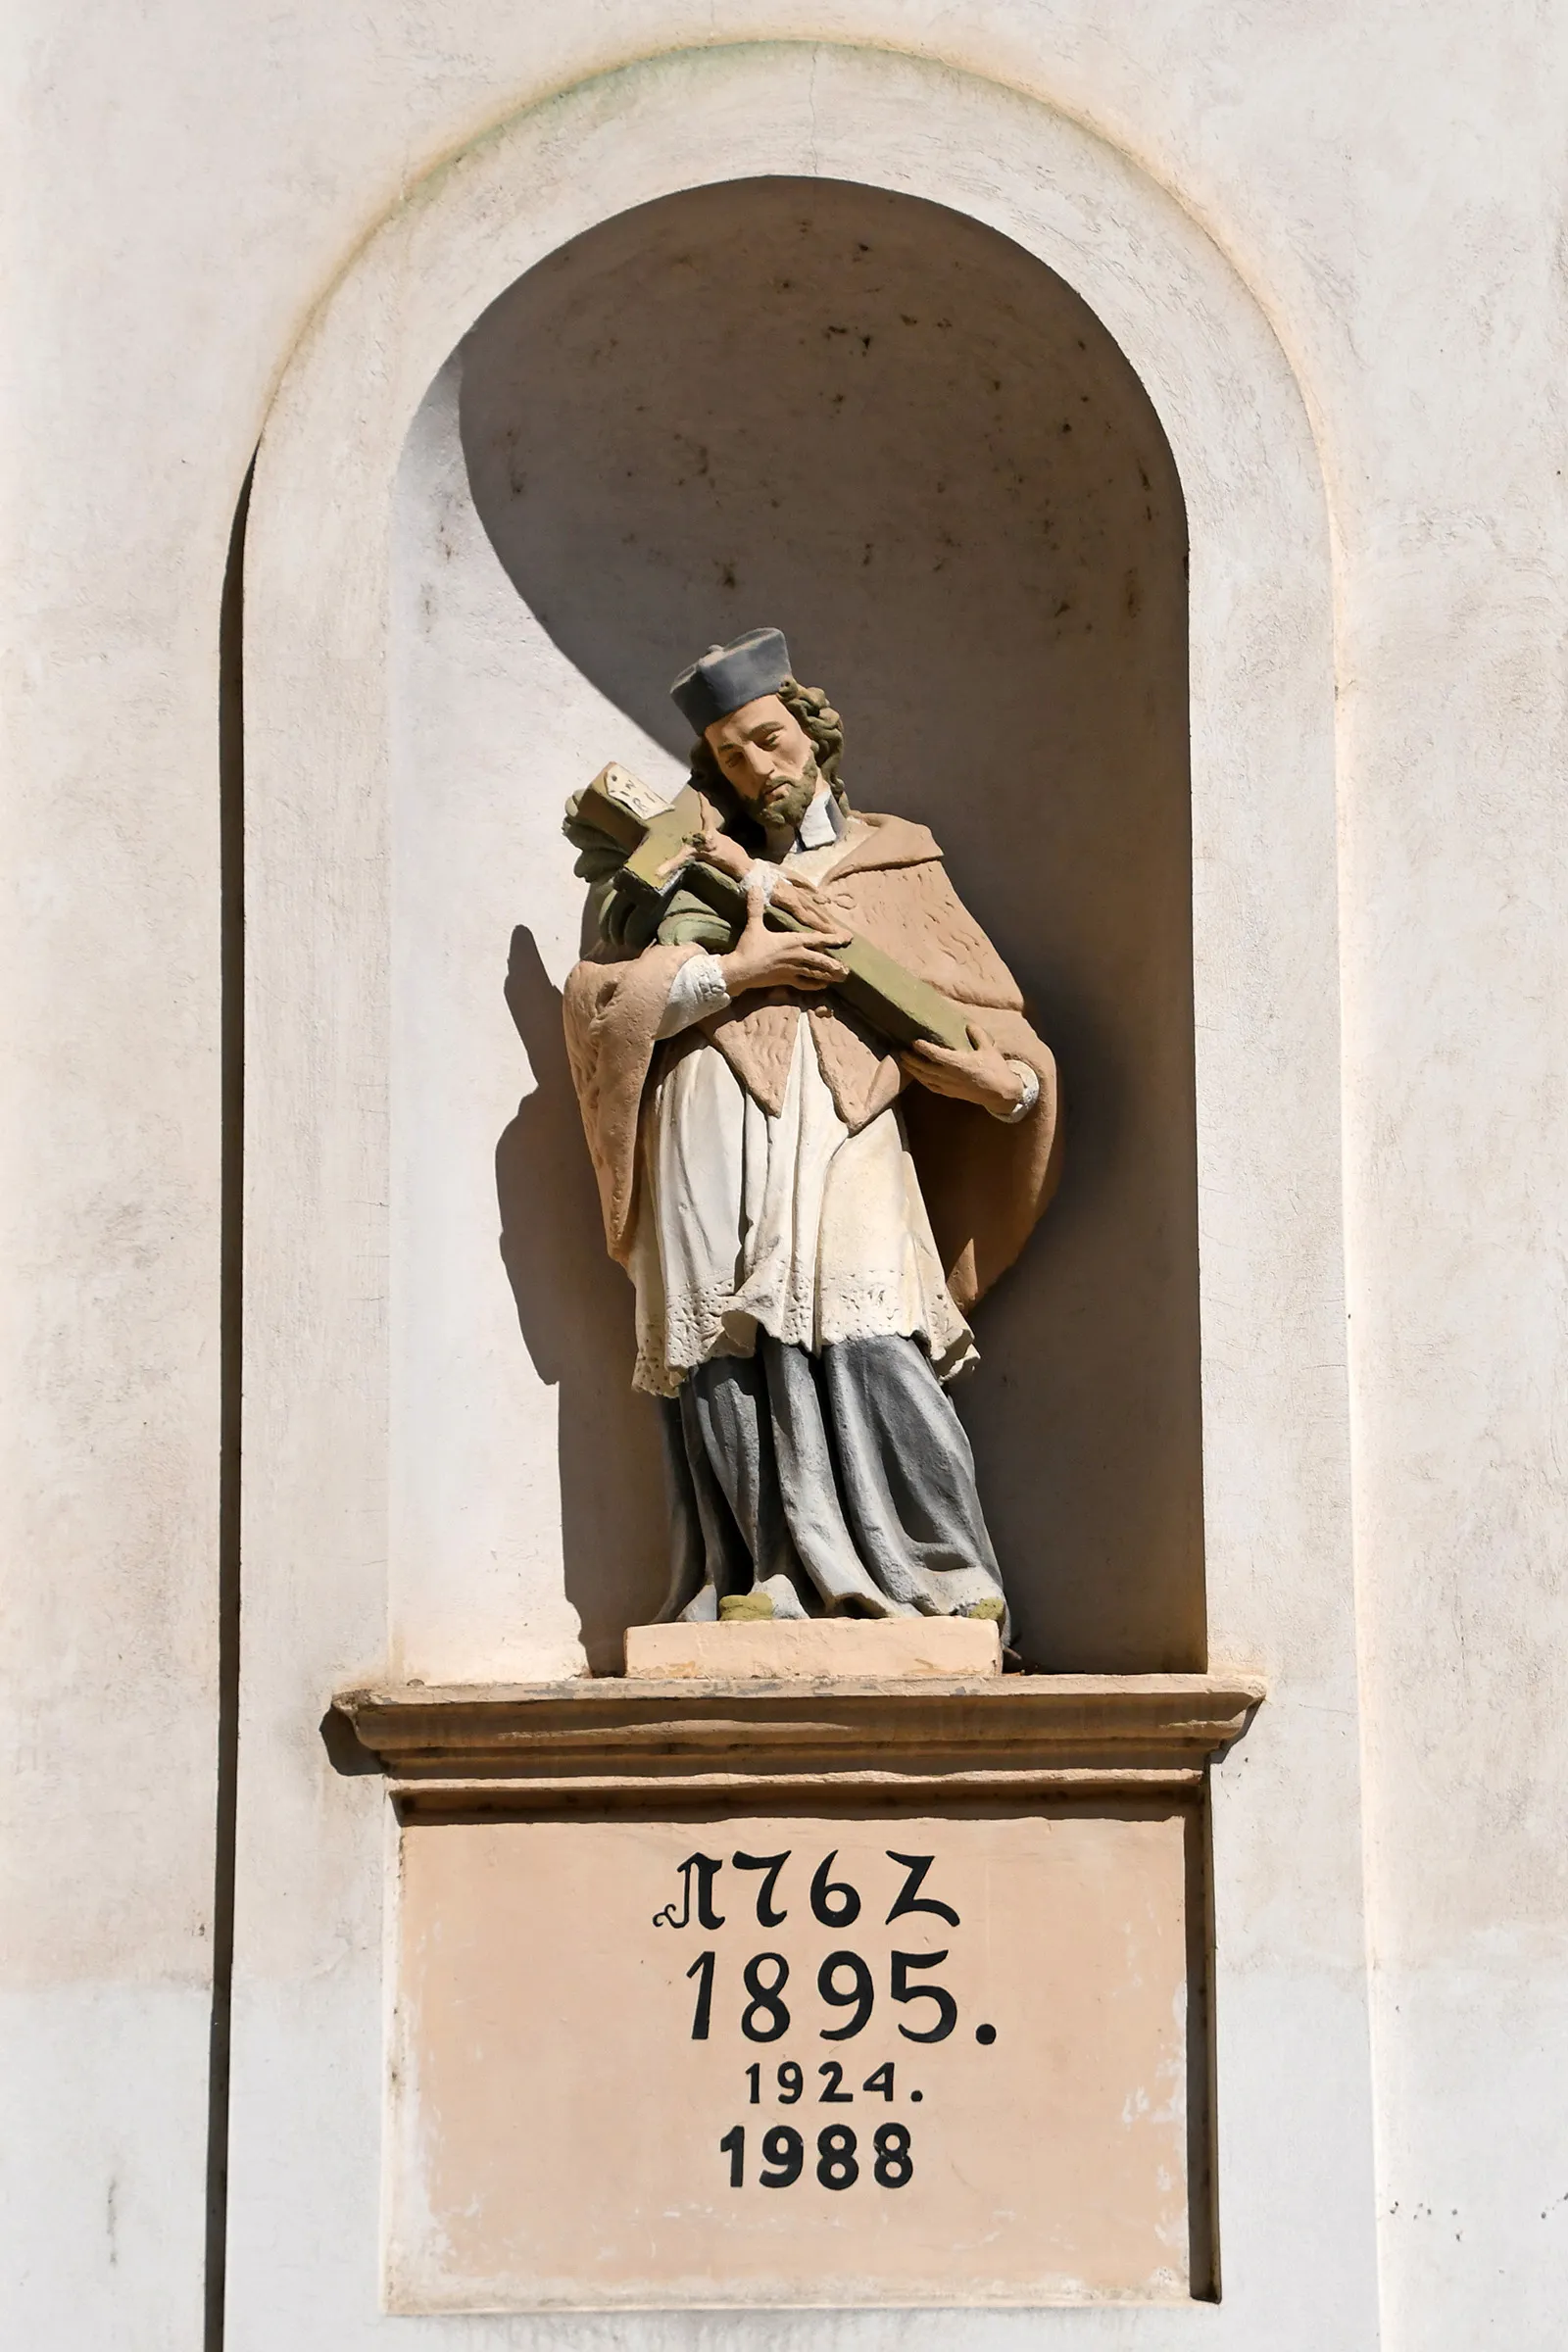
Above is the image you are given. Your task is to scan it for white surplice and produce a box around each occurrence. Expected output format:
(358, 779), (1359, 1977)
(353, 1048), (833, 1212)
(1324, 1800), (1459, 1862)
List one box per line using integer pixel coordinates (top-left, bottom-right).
(628, 805), (983, 1398)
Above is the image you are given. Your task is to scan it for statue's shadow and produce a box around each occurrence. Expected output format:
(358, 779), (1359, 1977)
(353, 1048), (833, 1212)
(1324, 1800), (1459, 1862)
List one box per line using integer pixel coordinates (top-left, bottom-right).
(496, 927), (668, 1670)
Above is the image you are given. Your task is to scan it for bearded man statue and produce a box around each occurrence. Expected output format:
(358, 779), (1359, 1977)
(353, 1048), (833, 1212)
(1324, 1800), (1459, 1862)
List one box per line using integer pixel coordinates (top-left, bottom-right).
(563, 628), (1060, 1642)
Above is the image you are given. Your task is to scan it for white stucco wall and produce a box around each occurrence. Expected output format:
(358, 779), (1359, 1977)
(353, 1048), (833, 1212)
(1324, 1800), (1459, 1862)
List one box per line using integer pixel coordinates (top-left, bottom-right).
(3, 7), (1565, 2350)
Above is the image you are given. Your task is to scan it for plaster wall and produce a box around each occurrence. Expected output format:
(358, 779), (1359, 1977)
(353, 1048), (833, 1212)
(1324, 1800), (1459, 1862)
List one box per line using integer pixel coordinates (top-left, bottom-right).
(2, 7), (1565, 2352)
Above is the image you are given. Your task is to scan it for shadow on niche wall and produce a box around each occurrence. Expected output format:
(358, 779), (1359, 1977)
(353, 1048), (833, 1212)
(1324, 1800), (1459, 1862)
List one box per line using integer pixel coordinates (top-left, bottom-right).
(470, 175), (1205, 1671)
(497, 926), (668, 1669)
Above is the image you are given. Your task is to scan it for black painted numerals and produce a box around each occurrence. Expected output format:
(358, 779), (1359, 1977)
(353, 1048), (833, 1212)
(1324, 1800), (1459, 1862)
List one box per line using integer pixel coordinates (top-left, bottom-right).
(686, 1950), (714, 2040)
(889, 1949), (957, 2042)
(719, 2122), (913, 2190)
(746, 2059), (805, 2103)
(740, 1952), (792, 2041)
(760, 2127), (805, 2188)
(873, 2124), (914, 2187)
(817, 1950), (874, 2039)
(664, 1848), (975, 2195)
(658, 1849), (962, 1944)
(748, 2059), (890, 2103)
(809, 1851), (861, 1927)
(692, 1947), (956, 2041)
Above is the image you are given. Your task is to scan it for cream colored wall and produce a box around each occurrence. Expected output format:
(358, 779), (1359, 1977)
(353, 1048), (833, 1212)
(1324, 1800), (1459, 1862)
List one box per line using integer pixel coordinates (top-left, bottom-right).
(3, 9), (1565, 2352)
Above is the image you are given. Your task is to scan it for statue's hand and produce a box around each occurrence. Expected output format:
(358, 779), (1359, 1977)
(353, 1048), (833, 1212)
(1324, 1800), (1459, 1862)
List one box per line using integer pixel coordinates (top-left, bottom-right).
(902, 1021), (1030, 1116)
(720, 891), (849, 998)
(655, 825), (753, 885)
(702, 826), (757, 882)
(771, 873), (843, 934)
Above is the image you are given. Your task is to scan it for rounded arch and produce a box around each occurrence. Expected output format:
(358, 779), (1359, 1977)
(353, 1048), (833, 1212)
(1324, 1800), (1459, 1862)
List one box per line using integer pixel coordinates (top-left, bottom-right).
(406, 172), (1200, 1672)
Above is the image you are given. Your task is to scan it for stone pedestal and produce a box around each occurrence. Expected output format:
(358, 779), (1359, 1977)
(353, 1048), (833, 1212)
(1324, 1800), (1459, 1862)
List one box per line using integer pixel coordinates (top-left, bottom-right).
(624, 1616), (1002, 1681)
(335, 1673), (1261, 2311)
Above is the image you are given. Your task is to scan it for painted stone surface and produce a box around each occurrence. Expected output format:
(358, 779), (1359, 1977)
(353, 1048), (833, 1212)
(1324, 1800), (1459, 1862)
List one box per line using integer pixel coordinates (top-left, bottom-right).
(623, 1617), (1002, 1678)
(390, 1806), (1199, 2308)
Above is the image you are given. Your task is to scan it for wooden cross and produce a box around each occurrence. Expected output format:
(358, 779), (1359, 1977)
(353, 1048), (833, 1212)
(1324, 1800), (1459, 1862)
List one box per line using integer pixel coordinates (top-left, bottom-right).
(574, 762), (972, 1053)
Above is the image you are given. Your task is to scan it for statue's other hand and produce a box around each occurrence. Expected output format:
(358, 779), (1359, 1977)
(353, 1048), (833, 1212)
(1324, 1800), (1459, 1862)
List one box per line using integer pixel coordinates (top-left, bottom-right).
(720, 891), (848, 998)
(901, 1021), (1029, 1116)
(771, 874), (841, 933)
(692, 827), (754, 882)
(654, 826), (752, 885)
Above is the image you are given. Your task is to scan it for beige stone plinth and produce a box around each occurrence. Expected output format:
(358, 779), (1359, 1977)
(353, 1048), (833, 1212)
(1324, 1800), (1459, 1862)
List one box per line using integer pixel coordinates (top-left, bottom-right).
(346, 1676), (1262, 2308)
(624, 1616), (1002, 1682)
(391, 1803), (1198, 2309)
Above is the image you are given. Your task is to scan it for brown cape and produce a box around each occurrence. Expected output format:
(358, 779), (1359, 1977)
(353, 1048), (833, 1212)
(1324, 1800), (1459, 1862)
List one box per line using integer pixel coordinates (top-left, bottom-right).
(562, 812), (1061, 1316)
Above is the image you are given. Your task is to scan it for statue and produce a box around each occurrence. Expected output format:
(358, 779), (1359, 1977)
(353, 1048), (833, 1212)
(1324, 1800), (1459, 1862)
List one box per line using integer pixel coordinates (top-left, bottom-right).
(562, 628), (1059, 1640)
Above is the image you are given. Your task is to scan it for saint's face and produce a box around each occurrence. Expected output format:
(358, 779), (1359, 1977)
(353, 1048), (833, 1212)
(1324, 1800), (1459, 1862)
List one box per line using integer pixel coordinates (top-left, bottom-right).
(704, 695), (816, 822)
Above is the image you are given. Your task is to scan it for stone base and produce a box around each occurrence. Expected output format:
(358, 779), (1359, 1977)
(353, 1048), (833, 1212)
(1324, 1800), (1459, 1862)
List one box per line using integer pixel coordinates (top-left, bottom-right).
(623, 1615), (1002, 1681)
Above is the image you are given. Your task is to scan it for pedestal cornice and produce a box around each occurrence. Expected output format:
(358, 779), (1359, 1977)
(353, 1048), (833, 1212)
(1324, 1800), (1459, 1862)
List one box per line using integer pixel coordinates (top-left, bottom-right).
(331, 1672), (1265, 1815)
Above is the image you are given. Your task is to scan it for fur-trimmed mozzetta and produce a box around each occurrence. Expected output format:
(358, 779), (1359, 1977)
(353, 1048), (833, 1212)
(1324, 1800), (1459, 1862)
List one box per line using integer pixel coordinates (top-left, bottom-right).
(562, 812), (1061, 1315)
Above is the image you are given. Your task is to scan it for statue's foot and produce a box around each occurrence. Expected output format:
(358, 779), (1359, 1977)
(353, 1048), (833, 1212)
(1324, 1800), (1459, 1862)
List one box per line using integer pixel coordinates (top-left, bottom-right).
(962, 1596), (1006, 1624)
(719, 1590), (776, 1622)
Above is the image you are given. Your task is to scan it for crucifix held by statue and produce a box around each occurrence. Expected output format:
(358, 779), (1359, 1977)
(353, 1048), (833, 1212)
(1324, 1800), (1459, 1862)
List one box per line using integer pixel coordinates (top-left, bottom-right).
(562, 628), (1060, 1641)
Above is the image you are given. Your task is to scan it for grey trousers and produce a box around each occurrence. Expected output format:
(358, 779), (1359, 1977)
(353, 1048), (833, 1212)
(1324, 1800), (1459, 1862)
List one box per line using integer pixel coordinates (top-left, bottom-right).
(659, 1333), (1008, 1635)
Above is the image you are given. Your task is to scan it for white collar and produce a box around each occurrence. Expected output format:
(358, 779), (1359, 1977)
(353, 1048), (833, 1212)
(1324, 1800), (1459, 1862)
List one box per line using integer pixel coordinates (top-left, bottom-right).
(792, 783), (841, 853)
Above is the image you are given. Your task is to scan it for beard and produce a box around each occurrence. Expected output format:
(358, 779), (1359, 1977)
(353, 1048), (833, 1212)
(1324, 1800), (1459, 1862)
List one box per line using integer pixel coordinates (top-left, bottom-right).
(757, 756), (820, 837)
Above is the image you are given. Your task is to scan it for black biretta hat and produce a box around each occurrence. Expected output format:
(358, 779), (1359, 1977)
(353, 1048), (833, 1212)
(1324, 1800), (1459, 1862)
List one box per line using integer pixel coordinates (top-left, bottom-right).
(669, 627), (792, 735)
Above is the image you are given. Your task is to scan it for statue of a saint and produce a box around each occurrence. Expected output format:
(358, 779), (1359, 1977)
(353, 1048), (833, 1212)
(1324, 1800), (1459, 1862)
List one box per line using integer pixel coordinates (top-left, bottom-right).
(563, 629), (1058, 1639)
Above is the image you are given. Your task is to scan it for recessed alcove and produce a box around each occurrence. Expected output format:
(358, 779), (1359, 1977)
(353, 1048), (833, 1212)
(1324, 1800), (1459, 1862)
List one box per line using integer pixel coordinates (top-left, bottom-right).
(390, 174), (1202, 1676)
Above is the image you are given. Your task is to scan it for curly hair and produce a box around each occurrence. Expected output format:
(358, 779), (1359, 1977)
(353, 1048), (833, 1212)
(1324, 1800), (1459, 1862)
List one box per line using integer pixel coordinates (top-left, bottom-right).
(687, 677), (849, 848)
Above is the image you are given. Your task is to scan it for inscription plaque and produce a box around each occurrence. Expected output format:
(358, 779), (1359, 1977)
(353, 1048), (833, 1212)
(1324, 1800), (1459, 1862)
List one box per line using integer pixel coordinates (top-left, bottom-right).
(388, 1802), (1205, 2310)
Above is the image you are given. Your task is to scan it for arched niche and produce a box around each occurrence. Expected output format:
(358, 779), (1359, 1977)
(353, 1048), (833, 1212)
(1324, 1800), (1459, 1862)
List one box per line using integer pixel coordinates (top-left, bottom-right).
(393, 175), (1201, 1671)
